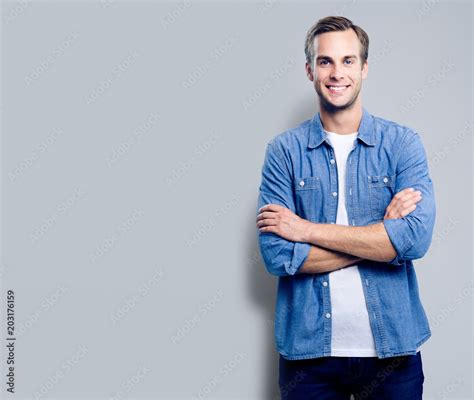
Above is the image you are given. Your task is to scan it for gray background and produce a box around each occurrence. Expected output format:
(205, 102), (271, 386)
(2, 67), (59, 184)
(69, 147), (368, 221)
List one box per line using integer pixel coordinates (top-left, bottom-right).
(0, 0), (472, 399)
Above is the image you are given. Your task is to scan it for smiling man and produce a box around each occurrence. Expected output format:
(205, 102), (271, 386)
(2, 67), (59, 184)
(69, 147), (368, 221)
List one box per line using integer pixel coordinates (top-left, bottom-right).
(255, 16), (436, 399)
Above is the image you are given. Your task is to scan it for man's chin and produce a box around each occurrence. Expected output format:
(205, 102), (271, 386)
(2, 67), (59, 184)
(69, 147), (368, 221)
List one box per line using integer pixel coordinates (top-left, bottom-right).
(320, 98), (354, 113)
(315, 86), (360, 113)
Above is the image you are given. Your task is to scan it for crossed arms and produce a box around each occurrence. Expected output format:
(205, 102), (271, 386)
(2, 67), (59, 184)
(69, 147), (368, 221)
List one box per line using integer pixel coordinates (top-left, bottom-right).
(257, 190), (419, 274)
(256, 130), (436, 276)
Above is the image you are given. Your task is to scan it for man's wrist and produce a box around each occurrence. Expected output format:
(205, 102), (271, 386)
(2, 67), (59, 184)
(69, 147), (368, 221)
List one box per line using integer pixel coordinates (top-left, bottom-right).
(302, 220), (318, 243)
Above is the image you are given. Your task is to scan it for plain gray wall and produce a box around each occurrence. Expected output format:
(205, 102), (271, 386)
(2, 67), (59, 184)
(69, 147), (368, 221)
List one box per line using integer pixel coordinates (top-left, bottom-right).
(0, 1), (472, 399)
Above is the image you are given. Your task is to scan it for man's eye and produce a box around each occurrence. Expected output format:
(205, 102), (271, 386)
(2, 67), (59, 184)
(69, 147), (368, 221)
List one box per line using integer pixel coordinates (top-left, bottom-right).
(344, 59), (354, 65)
(319, 60), (329, 65)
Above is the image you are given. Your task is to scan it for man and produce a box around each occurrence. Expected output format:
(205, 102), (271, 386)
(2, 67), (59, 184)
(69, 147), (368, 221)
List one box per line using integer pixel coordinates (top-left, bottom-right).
(255, 16), (436, 400)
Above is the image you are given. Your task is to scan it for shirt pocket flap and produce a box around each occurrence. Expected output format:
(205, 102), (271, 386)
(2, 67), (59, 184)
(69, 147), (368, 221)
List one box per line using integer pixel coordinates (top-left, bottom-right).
(368, 174), (396, 188)
(294, 176), (320, 191)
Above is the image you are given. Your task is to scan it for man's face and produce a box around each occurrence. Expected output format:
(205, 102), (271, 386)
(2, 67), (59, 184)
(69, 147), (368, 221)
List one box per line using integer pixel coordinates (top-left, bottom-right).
(306, 29), (368, 112)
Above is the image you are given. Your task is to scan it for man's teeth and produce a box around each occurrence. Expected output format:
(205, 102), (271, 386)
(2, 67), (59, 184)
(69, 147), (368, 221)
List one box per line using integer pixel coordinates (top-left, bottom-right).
(328, 86), (348, 91)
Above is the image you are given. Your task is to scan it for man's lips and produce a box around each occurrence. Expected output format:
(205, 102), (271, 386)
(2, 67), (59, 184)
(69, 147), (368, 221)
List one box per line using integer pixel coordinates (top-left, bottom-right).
(326, 84), (350, 94)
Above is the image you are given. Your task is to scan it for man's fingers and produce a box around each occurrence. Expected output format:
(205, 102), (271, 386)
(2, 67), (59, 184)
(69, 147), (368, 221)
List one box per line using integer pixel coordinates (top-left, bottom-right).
(400, 195), (422, 209)
(389, 193), (421, 216)
(256, 211), (277, 222)
(258, 204), (283, 213)
(256, 218), (277, 227)
(397, 190), (422, 204)
(389, 191), (422, 214)
(386, 190), (418, 210)
(385, 188), (423, 219)
(400, 204), (417, 218)
(394, 187), (415, 199)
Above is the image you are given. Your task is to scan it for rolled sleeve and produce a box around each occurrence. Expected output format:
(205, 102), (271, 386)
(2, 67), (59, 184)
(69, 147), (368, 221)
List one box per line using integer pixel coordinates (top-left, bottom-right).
(256, 139), (311, 276)
(383, 130), (436, 266)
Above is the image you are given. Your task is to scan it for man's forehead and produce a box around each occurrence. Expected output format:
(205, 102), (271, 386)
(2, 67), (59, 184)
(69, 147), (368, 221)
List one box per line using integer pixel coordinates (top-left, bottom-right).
(313, 30), (361, 56)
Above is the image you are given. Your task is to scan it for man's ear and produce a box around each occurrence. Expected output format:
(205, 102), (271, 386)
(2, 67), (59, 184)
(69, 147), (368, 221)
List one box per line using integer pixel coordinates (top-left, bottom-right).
(362, 60), (369, 80)
(305, 62), (314, 81)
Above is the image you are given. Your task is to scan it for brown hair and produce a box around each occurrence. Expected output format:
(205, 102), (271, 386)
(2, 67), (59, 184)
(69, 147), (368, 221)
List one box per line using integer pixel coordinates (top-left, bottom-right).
(304, 16), (369, 71)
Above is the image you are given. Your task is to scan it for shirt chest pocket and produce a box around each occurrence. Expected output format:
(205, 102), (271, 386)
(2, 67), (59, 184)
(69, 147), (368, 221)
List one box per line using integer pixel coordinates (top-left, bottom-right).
(294, 176), (324, 222)
(367, 174), (396, 220)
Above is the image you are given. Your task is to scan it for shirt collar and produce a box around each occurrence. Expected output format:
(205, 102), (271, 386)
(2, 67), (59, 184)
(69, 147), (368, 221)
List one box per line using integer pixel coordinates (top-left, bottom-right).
(307, 107), (376, 149)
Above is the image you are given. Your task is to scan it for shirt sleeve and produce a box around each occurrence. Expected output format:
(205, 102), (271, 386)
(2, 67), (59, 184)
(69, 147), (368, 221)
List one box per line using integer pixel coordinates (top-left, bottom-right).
(383, 130), (437, 266)
(256, 139), (311, 276)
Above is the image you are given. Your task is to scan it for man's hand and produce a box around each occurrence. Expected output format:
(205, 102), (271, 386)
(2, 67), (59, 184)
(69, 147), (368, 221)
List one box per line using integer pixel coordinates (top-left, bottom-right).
(256, 204), (311, 243)
(384, 188), (422, 220)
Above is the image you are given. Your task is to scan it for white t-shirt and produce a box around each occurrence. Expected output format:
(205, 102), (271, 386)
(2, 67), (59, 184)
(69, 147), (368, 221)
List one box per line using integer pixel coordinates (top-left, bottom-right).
(324, 129), (378, 357)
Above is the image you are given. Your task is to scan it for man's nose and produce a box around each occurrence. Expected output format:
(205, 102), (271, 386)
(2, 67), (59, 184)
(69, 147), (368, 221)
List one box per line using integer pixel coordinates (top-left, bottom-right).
(329, 63), (345, 80)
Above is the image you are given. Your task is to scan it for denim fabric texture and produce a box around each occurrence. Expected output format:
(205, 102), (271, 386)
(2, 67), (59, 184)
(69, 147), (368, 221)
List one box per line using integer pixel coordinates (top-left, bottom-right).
(256, 107), (436, 360)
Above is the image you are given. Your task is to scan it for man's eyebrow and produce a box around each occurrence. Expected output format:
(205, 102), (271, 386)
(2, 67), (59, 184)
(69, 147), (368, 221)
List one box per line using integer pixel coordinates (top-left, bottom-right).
(316, 54), (358, 60)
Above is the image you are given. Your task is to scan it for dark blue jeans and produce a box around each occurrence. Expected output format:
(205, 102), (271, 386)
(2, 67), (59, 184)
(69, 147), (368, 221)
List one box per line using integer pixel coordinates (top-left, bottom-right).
(279, 351), (424, 399)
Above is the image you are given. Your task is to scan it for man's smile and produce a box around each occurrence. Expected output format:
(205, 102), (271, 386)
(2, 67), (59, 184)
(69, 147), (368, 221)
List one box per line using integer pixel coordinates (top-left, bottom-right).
(325, 84), (351, 94)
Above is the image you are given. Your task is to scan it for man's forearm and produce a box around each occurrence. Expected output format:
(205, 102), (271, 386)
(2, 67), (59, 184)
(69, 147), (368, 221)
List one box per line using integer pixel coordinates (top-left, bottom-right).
(303, 221), (397, 262)
(299, 244), (365, 274)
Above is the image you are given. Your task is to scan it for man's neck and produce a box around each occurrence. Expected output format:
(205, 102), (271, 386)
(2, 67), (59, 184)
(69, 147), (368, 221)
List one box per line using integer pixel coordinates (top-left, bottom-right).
(319, 104), (363, 135)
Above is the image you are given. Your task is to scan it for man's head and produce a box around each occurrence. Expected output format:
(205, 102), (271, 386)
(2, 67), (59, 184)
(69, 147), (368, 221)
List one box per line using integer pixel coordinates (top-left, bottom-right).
(304, 16), (369, 112)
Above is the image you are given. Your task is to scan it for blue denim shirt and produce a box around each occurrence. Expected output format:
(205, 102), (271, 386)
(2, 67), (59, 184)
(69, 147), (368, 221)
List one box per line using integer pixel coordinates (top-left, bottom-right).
(256, 107), (436, 360)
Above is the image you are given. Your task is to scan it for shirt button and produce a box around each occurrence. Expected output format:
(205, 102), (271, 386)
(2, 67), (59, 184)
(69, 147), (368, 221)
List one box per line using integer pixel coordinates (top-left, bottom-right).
(322, 281), (328, 287)
(299, 180), (305, 187)
(332, 191), (338, 197)
(325, 313), (331, 319)
(330, 159), (335, 164)
(383, 177), (388, 183)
